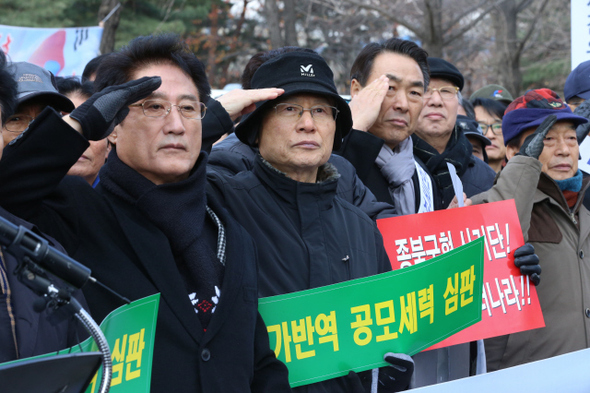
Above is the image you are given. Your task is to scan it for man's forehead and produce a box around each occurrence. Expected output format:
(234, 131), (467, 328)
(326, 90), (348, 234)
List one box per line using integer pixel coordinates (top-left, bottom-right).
(548, 120), (576, 132)
(275, 93), (332, 104)
(149, 90), (198, 102)
(429, 77), (457, 87)
(369, 52), (423, 83)
(131, 65), (200, 103)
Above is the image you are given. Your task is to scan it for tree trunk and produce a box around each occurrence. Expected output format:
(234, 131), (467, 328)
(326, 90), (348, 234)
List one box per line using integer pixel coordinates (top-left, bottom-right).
(264, 0), (283, 49)
(98, 0), (122, 54)
(283, 0), (298, 46)
(207, 3), (220, 85)
(493, 1), (522, 96)
(422, 0), (444, 58)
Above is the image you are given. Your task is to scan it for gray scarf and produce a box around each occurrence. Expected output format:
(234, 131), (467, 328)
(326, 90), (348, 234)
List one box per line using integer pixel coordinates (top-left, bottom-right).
(375, 137), (416, 215)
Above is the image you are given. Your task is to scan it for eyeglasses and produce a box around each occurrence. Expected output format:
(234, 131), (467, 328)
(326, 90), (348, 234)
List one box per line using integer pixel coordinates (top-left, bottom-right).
(424, 86), (459, 100)
(129, 99), (206, 120)
(273, 103), (339, 123)
(4, 114), (34, 133)
(477, 121), (502, 136)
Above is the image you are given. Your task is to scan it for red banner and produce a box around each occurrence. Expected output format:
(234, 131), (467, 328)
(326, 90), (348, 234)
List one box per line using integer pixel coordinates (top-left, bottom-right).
(377, 200), (545, 349)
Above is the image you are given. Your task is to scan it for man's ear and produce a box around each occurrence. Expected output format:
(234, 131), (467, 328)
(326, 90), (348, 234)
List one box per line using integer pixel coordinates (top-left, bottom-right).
(107, 129), (117, 146)
(505, 144), (518, 161)
(350, 79), (363, 98)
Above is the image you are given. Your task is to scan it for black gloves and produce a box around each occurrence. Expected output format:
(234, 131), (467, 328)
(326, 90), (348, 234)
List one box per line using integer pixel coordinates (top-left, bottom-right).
(357, 353), (414, 392)
(70, 76), (162, 141)
(519, 114), (557, 159)
(514, 243), (541, 286)
(381, 353), (414, 391)
(345, 370), (366, 393)
(574, 99), (590, 144)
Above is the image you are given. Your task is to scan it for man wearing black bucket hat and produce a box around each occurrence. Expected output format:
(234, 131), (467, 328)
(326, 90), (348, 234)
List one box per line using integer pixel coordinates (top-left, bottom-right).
(207, 50), (414, 392)
(208, 47), (396, 221)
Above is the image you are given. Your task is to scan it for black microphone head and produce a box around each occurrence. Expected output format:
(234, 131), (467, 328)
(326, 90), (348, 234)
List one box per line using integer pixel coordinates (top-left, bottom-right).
(33, 296), (48, 313)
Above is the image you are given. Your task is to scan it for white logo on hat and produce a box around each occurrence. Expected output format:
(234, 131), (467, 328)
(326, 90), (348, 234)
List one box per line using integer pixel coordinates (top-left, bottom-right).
(300, 64), (315, 77)
(17, 73), (43, 83)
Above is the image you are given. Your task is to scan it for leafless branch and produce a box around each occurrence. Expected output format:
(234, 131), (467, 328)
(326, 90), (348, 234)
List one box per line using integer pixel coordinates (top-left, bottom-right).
(516, 0), (550, 54)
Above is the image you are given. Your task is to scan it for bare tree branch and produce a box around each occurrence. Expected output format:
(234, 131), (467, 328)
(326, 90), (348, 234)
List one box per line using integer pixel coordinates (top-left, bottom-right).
(340, 0), (427, 38)
(445, 0), (490, 30)
(516, 0), (550, 54)
(443, 5), (495, 44)
(155, 0), (176, 33)
(515, 0), (535, 13)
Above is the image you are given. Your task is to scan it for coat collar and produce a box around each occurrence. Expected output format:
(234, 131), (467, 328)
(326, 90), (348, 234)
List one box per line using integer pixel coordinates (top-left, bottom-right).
(533, 174), (590, 235)
(252, 154), (340, 210)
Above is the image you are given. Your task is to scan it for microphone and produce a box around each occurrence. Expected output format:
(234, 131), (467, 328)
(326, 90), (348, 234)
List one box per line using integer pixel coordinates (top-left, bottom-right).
(0, 215), (91, 288)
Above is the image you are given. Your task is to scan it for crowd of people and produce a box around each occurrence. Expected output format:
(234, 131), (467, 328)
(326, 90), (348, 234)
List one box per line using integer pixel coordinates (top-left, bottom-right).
(0, 32), (589, 392)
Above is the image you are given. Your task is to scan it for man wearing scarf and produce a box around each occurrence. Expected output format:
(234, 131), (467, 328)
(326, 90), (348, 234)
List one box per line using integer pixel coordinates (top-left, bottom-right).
(471, 88), (590, 371)
(413, 58), (496, 208)
(0, 34), (291, 392)
(338, 38), (439, 215)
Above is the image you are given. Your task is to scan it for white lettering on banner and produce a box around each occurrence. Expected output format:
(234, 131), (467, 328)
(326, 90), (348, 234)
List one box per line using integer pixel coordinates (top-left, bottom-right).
(394, 222), (510, 267)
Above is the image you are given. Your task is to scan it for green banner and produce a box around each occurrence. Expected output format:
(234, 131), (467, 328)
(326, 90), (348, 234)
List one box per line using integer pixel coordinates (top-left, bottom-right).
(77, 293), (160, 393)
(1, 293), (160, 393)
(258, 238), (484, 387)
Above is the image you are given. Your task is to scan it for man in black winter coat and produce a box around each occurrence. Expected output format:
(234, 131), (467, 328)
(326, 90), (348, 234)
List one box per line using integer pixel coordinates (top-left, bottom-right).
(207, 49), (414, 393)
(0, 34), (291, 392)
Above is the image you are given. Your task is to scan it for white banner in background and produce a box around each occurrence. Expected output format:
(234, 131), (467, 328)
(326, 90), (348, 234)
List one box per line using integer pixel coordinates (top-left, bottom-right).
(571, 1), (590, 70)
(0, 25), (103, 77)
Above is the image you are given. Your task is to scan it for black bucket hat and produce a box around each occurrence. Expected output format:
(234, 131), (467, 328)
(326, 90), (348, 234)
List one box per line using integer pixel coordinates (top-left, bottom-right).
(235, 51), (352, 150)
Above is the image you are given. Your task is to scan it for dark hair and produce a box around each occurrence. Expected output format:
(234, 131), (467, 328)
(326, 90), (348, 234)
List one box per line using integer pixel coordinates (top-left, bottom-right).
(0, 51), (17, 124)
(459, 93), (476, 119)
(241, 47), (317, 89)
(350, 38), (430, 89)
(471, 97), (508, 119)
(82, 53), (112, 82)
(56, 77), (94, 99)
(93, 34), (211, 103)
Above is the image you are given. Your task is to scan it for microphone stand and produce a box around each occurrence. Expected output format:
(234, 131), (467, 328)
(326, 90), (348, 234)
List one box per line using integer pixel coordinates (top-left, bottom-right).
(0, 215), (126, 393)
(15, 259), (112, 393)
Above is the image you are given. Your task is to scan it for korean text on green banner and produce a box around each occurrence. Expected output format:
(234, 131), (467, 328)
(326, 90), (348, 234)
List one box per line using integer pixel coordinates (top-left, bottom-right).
(258, 239), (484, 387)
(377, 200), (545, 350)
(79, 293), (160, 393)
(3, 293), (161, 393)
